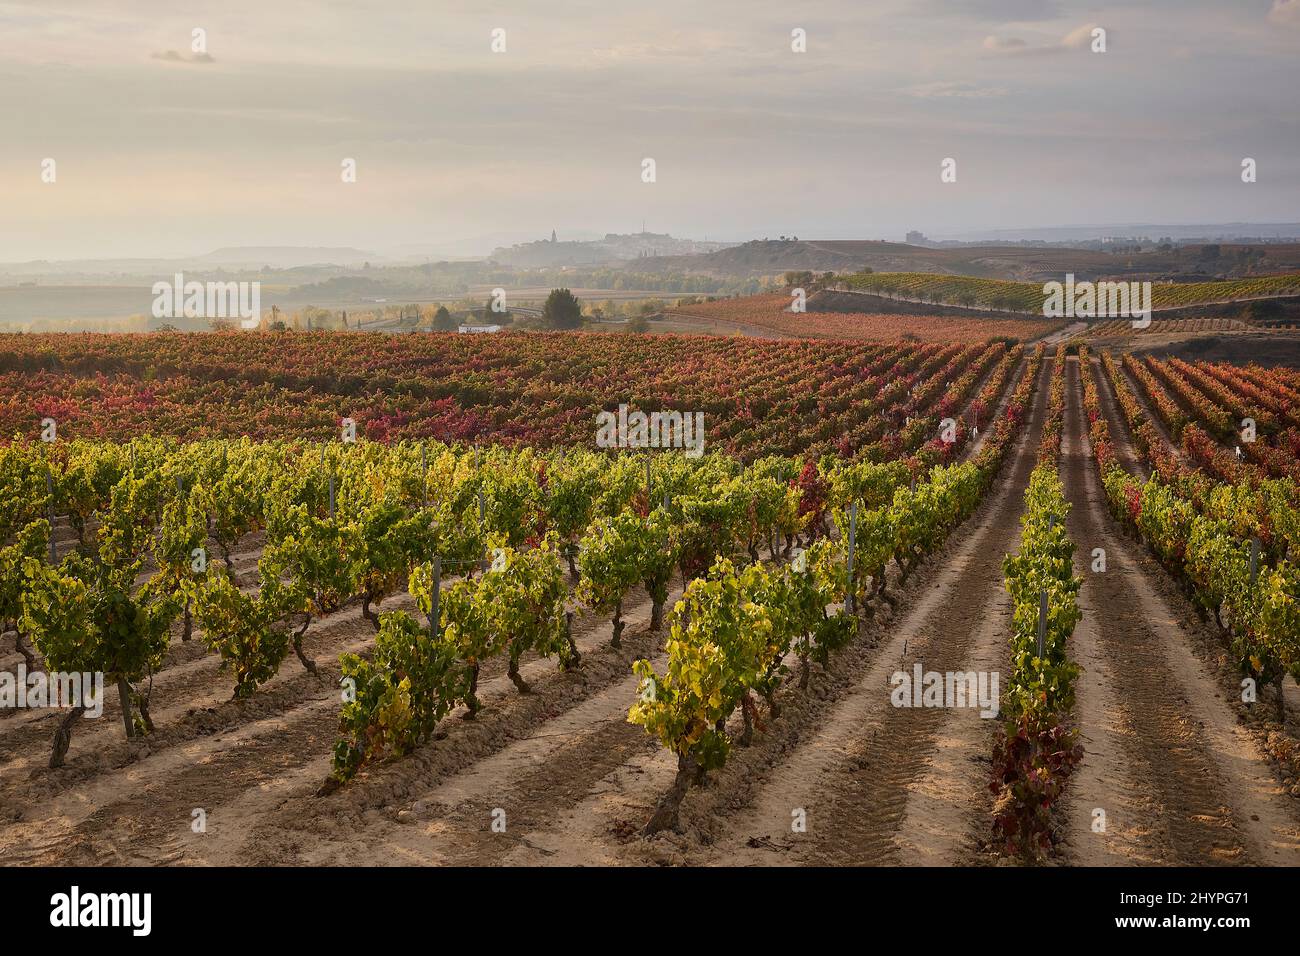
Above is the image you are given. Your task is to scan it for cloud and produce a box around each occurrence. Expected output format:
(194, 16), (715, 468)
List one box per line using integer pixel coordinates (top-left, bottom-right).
(1061, 24), (1098, 48)
(589, 30), (744, 62)
(903, 81), (1009, 99)
(151, 50), (215, 65)
(983, 23), (1101, 55)
(1268, 0), (1300, 24)
(3, 0), (1297, 262)
(140, 105), (351, 126)
(983, 35), (1028, 51)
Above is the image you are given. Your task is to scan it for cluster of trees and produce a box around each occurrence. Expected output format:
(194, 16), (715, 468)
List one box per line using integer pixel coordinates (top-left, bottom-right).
(541, 289), (583, 329)
(187, 282), (804, 336)
(288, 261), (757, 298)
(781, 270), (839, 291)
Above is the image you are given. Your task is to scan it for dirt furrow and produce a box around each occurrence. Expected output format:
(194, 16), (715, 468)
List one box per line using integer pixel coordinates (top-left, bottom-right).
(890, 574), (1010, 865)
(296, 666), (663, 866)
(1059, 357), (1300, 866)
(0, 584), (669, 865)
(684, 354), (1051, 866)
(1095, 352), (1300, 733)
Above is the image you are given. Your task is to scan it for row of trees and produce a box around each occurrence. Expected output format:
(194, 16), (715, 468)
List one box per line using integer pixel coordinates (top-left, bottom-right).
(192, 290), (647, 335)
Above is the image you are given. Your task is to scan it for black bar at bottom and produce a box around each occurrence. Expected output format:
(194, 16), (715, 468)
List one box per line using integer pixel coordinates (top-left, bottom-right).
(0, 865), (1278, 940)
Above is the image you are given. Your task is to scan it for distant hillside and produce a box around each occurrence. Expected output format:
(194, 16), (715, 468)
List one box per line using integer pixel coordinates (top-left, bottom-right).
(632, 239), (1300, 283)
(491, 232), (735, 268)
(636, 239), (1062, 277)
(0, 246), (379, 278)
(943, 223), (1300, 243)
(197, 247), (378, 268)
(840, 271), (1300, 312)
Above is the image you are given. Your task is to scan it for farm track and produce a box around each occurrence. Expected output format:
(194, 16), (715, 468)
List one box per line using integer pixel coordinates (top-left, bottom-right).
(1059, 357), (1300, 865)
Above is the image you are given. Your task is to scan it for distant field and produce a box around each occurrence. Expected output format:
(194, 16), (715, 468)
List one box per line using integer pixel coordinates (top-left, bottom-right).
(0, 283), (725, 332)
(843, 271), (1300, 312)
(1083, 316), (1261, 339)
(464, 287), (687, 303)
(11, 272), (1299, 333)
(639, 238), (1300, 281)
(0, 283), (385, 332)
(0, 286), (158, 330)
(668, 293), (1064, 342)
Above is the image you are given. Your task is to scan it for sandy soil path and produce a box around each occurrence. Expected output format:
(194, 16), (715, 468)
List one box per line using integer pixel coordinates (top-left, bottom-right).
(1058, 357), (1300, 865)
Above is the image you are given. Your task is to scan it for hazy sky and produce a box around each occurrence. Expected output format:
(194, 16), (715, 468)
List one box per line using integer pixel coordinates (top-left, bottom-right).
(2, 0), (1298, 260)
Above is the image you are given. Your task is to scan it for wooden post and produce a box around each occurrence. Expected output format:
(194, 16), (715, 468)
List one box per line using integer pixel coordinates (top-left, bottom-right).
(479, 489), (488, 573)
(1037, 590), (1048, 659)
(45, 469), (57, 564)
(430, 556), (441, 639)
(846, 501), (858, 614)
